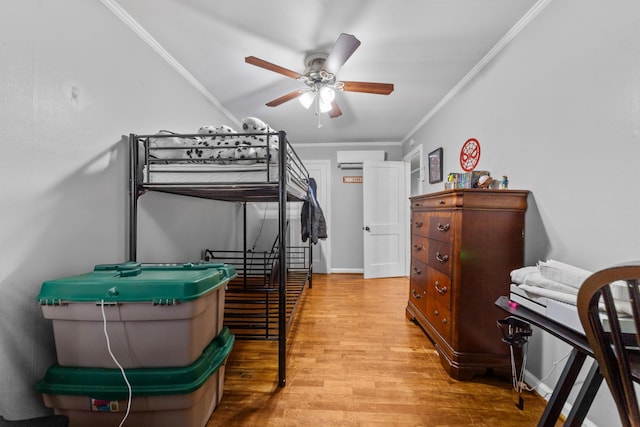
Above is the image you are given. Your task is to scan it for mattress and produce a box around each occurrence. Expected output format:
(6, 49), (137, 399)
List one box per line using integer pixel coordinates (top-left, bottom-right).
(143, 163), (281, 184)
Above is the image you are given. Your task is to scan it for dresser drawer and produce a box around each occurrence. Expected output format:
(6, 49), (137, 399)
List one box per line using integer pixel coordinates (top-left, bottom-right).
(411, 235), (429, 263)
(410, 257), (428, 285)
(409, 259), (428, 314)
(412, 211), (454, 242)
(411, 192), (459, 210)
(425, 265), (452, 309)
(426, 297), (451, 341)
(411, 211), (430, 237)
(426, 239), (453, 276)
(426, 212), (454, 243)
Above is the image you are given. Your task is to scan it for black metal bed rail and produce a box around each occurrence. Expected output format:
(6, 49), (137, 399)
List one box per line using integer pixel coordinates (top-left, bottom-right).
(287, 245), (311, 271)
(203, 245), (310, 340)
(223, 271), (309, 340)
(202, 248), (278, 288)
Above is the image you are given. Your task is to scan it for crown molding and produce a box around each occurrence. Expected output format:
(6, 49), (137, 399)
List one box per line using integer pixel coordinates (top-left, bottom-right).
(403, 0), (554, 143)
(292, 140), (403, 149)
(100, 0), (241, 128)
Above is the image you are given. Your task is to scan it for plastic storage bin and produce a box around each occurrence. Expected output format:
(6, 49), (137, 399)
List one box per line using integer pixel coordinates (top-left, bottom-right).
(37, 327), (234, 427)
(38, 262), (236, 368)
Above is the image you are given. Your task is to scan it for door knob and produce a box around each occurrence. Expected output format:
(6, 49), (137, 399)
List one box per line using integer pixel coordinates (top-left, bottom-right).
(364, 226), (370, 231)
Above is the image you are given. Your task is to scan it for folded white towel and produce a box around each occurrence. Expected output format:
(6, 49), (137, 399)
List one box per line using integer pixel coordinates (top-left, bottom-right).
(517, 284), (577, 306)
(512, 261), (635, 316)
(522, 271), (578, 295)
(510, 266), (538, 285)
(537, 260), (592, 289)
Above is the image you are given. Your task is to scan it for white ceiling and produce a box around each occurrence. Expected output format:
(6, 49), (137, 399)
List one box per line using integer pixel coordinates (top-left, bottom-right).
(111, 0), (540, 144)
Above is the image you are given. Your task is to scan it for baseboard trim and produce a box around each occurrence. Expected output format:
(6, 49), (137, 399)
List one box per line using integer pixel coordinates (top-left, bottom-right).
(329, 268), (364, 274)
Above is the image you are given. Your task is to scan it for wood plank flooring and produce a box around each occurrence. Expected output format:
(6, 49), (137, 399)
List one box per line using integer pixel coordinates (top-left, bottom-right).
(207, 273), (553, 426)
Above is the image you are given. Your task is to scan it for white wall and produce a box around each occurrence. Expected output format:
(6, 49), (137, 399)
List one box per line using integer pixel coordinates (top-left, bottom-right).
(405, 0), (640, 425)
(0, 1), (237, 418)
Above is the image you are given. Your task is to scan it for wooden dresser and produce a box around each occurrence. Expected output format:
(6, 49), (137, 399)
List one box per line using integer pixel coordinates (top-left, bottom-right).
(406, 189), (529, 380)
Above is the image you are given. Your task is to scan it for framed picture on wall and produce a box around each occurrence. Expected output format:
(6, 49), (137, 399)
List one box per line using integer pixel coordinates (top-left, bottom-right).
(428, 147), (443, 184)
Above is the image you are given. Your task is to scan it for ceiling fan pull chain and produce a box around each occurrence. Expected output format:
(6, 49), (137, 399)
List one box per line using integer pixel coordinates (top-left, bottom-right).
(315, 94), (323, 128)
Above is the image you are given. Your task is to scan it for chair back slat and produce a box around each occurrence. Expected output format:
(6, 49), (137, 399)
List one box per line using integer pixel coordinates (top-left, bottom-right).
(578, 264), (640, 427)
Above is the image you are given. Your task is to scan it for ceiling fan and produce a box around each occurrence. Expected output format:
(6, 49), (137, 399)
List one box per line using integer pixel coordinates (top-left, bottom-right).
(245, 33), (394, 119)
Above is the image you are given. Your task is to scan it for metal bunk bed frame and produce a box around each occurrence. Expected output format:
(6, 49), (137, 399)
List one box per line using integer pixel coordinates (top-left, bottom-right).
(127, 130), (312, 387)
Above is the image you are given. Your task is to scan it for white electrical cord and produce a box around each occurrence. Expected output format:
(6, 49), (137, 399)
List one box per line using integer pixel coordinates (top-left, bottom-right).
(520, 348), (573, 393)
(101, 300), (132, 427)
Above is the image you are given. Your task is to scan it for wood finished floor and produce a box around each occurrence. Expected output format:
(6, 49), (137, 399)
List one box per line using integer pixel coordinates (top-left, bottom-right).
(207, 273), (553, 427)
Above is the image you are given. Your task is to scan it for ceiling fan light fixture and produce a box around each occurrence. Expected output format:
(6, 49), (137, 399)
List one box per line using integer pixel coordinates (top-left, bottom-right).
(298, 91), (315, 109)
(319, 98), (333, 113)
(319, 86), (335, 104)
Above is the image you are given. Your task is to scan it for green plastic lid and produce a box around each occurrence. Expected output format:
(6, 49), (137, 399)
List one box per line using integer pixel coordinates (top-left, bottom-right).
(37, 262), (236, 304)
(36, 327), (235, 400)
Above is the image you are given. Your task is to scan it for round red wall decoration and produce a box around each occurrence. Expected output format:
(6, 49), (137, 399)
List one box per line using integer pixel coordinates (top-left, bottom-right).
(460, 138), (481, 171)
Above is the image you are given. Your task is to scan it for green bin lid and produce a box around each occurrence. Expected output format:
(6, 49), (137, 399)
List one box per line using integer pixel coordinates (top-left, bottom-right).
(37, 262), (236, 304)
(36, 327), (234, 400)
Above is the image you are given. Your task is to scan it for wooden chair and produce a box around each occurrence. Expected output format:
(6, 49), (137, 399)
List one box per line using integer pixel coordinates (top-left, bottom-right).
(577, 263), (640, 427)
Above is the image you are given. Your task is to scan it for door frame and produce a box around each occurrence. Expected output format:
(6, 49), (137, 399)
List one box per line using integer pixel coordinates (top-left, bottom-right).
(291, 160), (331, 274)
(403, 145), (424, 276)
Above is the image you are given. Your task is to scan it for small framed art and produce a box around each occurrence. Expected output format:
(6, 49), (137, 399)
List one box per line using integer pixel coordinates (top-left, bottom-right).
(428, 147), (443, 184)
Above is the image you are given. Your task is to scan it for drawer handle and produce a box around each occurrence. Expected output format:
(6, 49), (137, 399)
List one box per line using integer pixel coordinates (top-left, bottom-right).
(438, 199), (445, 205)
(415, 221), (424, 228)
(413, 244), (424, 252)
(442, 318), (447, 325)
(436, 223), (450, 232)
(435, 252), (449, 263)
(434, 309), (439, 316)
(434, 281), (448, 295)
(413, 267), (422, 275)
(414, 202), (422, 208)
(411, 289), (422, 299)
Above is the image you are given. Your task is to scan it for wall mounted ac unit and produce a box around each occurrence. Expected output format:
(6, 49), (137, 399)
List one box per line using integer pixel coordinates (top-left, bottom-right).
(336, 150), (386, 169)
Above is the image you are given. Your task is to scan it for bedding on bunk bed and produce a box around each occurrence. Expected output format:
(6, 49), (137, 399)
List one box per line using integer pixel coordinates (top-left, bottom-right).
(135, 117), (306, 190)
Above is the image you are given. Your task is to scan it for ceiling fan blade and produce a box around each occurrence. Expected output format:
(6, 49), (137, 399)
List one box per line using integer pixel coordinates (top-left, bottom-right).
(266, 90), (305, 107)
(324, 33), (361, 74)
(328, 101), (342, 118)
(341, 81), (394, 95)
(245, 56), (302, 80)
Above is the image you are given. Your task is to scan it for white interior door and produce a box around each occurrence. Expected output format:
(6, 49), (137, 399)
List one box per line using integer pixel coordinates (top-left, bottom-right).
(363, 161), (407, 279)
(289, 160), (331, 274)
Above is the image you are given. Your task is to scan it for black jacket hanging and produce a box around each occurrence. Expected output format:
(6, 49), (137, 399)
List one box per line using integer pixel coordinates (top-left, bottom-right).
(301, 178), (328, 244)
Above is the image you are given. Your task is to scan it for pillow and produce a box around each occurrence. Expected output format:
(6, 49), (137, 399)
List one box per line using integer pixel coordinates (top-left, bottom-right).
(241, 117), (281, 163)
(192, 125), (240, 163)
(148, 130), (190, 162)
(234, 145), (258, 165)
